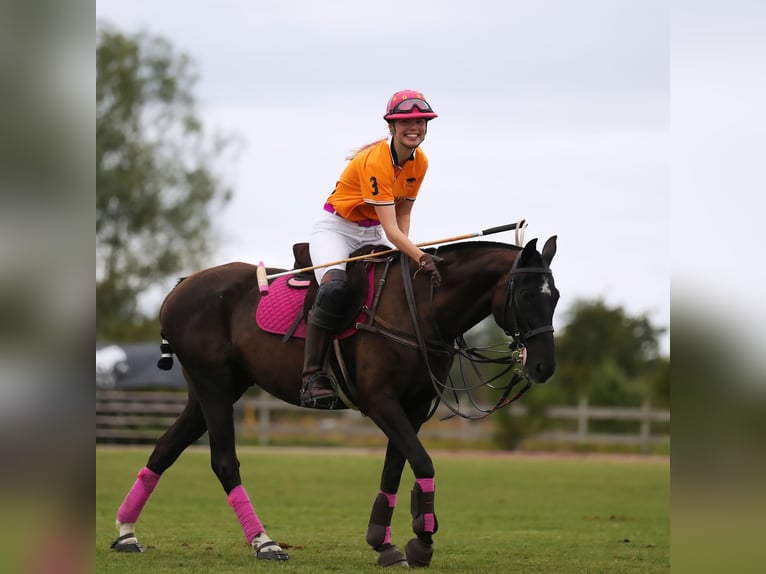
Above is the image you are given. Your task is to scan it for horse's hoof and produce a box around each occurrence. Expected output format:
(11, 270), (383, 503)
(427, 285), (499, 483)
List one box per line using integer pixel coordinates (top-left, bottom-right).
(405, 538), (433, 568)
(377, 544), (409, 567)
(110, 533), (145, 553)
(254, 540), (290, 561)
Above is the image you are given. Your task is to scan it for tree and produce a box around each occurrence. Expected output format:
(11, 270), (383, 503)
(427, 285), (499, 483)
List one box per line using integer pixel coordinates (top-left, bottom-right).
(553, 298), (666, 404)
(486, 297), (668, 449)
(97, 24), (237, 340)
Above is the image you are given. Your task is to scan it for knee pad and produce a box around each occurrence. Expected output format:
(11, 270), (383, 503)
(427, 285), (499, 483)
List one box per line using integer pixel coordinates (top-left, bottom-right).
(310, 270), (353, 330)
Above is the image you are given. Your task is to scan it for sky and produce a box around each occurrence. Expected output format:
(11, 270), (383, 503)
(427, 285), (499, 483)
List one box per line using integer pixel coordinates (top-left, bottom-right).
(96, 0), (671, 354)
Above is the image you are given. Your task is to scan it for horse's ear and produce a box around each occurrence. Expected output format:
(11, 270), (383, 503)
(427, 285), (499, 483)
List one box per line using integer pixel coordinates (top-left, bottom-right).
(541, 236), (557, 267)
(520, 238), (539, 264)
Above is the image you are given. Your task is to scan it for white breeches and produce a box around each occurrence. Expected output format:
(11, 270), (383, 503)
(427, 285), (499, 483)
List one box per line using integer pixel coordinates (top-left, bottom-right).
(309, 210), (387, 283)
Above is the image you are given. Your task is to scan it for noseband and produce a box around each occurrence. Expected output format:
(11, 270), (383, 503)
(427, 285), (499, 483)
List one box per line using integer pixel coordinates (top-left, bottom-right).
(500, 255), (555, 346)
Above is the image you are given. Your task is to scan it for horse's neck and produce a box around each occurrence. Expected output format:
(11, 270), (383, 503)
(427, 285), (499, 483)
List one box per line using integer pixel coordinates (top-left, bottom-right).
(434, 247), (516, 339)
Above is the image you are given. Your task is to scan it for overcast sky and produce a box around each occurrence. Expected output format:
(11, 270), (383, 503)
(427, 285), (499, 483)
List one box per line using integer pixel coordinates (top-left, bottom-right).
(96, 0), (671, 354)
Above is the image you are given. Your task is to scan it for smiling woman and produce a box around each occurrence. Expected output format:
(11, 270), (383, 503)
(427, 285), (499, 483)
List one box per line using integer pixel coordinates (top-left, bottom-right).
(300, 90), (442, 408)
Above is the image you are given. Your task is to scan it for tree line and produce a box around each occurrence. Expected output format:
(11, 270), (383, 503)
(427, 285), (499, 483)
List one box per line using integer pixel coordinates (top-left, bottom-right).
(97, 23), (236, 340)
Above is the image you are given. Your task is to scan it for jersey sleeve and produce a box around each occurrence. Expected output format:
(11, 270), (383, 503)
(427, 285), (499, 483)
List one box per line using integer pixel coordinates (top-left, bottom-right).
(359, 146), (396, 206)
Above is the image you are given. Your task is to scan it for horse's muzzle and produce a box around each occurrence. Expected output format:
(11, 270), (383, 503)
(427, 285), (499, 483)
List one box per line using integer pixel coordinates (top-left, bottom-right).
(528, 358), (556, 384)
(522, 337), (556, 384)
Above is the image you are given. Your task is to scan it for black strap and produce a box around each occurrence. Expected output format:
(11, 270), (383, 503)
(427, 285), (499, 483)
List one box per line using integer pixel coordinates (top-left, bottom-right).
(401, 259), (444, 421)
(282, 310), (306, 342)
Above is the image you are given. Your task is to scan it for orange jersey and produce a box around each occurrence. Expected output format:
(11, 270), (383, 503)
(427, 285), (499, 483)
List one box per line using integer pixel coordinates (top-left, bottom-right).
(326, 139), (428, 222)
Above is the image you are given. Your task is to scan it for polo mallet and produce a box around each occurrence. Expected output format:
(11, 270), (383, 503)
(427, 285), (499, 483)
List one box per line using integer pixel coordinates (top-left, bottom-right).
(256, 219), (527, 295)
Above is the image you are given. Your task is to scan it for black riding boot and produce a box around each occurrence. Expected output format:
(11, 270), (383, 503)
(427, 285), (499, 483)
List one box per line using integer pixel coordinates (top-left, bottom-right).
(301, 318), (338, 409)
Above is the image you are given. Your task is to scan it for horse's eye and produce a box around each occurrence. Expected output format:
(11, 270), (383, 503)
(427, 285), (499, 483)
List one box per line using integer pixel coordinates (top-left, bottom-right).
(518, 289), (530, 299)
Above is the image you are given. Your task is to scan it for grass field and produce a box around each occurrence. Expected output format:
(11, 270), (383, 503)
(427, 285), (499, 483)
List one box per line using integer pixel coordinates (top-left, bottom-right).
(97, 447), (669, 573)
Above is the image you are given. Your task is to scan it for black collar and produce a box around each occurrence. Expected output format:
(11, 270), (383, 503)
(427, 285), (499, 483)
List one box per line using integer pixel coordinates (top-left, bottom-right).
(390, 140), (415, 167)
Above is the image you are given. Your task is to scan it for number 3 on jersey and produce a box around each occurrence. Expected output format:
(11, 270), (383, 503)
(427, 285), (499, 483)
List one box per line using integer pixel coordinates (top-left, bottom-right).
(369, 176), (379, 196)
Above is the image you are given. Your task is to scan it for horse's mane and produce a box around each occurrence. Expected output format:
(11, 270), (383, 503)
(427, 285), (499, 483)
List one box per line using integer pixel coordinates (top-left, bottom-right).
(348, 240), (521, 266)
(430, 240), (522, 255)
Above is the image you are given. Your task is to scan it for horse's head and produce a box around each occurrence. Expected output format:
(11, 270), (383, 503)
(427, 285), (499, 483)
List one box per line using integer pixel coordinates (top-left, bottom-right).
(492, 236), (559, 384)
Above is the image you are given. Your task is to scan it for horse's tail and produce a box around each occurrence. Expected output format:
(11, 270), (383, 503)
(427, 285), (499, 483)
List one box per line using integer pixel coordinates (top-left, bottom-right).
(157, 331), (174, 370)
(157, 277), (186, 371)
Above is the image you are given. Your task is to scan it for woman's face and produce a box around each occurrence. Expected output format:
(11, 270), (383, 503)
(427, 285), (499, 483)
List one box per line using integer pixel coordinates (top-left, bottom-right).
(391, 119), (427, 149)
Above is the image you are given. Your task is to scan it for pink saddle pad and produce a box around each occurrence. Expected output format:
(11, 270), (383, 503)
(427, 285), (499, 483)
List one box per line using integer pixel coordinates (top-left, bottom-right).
(255, 268), (374, 340)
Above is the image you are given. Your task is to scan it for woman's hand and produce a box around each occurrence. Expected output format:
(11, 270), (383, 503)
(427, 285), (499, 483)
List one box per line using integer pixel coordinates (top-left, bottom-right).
(418, 253), (444, 287)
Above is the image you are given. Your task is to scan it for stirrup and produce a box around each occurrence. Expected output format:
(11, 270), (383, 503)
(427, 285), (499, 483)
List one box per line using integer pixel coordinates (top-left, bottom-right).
(300, 372), (338, 409)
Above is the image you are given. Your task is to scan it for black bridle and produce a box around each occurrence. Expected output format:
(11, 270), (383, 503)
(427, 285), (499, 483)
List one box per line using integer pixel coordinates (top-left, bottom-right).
(500, 253), (555, 347)
(352, 250), (556, 420)
(395, 251), (556, 421)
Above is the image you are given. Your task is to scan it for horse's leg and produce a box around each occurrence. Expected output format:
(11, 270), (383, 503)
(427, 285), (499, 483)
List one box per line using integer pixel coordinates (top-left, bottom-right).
(366, 442), (409, 567)
(365, 398), (436, 567)
(112, 396), (207, 552)
(191, 368), (289, 562)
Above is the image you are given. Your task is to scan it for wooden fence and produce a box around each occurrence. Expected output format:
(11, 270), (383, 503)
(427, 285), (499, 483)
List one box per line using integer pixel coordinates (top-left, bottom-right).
(532, 397), (670, 450)
(96, 390), (189, 442)
(96, 390), (669, 453)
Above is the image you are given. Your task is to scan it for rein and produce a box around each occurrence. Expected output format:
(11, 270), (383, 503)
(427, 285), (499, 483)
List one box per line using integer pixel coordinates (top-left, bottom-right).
(354, 246), (552, 421)
(400, 254), (533, 422)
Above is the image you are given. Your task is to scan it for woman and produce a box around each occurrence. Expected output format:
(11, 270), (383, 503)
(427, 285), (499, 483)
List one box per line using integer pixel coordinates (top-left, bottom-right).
(301, 89), (443, 409)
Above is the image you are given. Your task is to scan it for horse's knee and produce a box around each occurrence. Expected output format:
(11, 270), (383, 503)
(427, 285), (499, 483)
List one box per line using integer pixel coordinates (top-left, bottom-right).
(409, 456), (434, 480)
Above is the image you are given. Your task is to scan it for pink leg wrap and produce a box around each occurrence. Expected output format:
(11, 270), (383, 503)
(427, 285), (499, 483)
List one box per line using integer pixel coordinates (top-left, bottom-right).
(415, 478), (436, 532)
(381, 491), (397, 544)
(117, 467), (161, 524)
(227, 485), (264, 544)
(382, 491), (397, 507)
(415, 478), (435, 493)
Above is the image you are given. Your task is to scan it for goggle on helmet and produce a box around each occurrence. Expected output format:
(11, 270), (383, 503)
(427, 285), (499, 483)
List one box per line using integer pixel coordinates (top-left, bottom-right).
(383, 90), (438, 121)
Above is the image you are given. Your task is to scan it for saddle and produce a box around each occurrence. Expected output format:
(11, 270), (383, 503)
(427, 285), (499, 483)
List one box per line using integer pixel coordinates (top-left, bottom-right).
(285, 242), (315, 289)
(255, 242), (385, 341)
(255, 243), (393, 409)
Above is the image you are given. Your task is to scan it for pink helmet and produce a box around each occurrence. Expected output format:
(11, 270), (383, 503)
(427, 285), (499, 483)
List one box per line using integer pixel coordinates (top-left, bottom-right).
(383, 90), (438, 121)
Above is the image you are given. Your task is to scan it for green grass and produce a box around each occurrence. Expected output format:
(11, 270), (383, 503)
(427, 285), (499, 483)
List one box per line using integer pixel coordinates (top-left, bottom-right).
(97, 447), (669, 573)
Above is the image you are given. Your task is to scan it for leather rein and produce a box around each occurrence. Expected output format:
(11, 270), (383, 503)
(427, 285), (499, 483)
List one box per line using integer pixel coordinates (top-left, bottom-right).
(354, 250), (554, 421)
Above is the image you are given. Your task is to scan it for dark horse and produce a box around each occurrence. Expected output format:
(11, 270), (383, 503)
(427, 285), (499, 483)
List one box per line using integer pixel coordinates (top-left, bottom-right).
(110, 236), (559, 567)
